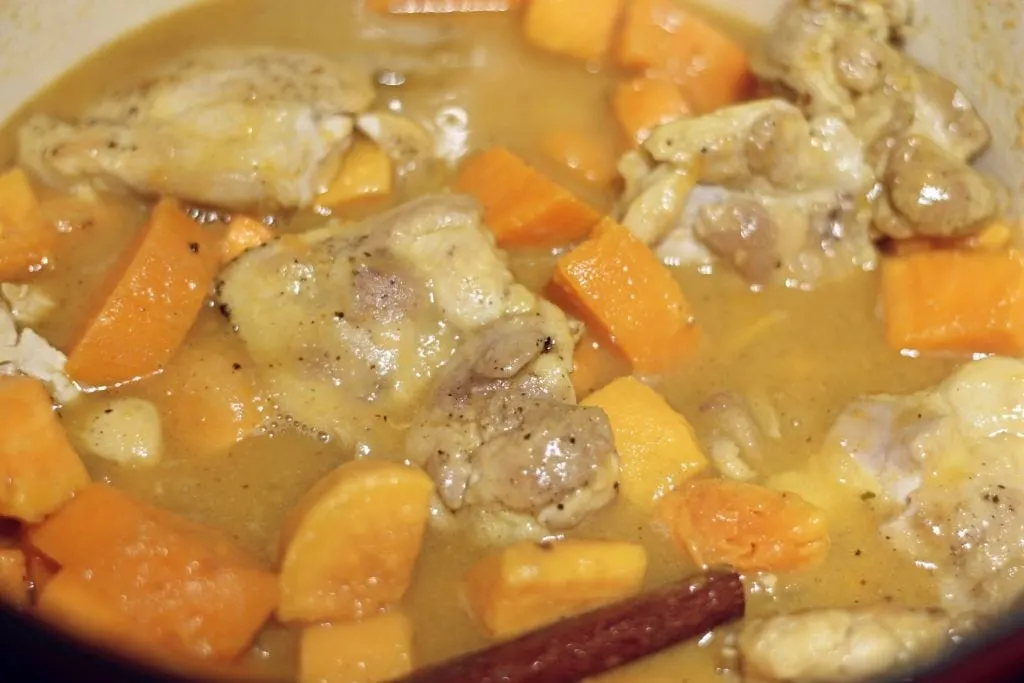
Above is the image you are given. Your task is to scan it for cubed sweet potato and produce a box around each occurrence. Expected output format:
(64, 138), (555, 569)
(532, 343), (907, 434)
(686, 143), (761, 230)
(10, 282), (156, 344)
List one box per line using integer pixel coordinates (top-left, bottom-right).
(0, 167), (54, 281)
(463, 539), (647, 638)
(582, 376), (708, 510)
(300, 612), (414, 683)
(0, 375), (90, 523)
(28, 483), (278, 660)
(277, 460), (434, 623)
(656, 479), (830, 572)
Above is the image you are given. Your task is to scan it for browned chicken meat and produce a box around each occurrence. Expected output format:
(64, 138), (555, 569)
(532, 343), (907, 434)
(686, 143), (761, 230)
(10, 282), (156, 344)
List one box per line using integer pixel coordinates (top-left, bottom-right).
(406, 309), (619, 529)
(218, 194), (617, 528)
(825, 357), (1024, 617)
(18, 47), (375, 210)
(733, 605), (958, 683)
(752, 0), (1003, 240)
(626, 99), (877, 288)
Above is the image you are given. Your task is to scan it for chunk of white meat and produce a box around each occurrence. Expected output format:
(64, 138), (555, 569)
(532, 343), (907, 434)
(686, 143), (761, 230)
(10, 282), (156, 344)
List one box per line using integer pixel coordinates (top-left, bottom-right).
(753, 0), (910, 120)
(217, 194), (530, 451)
(1, 283), (56, 327)
(75, 397), (163, 466)
(406, 309), (619, 529)
(356, 111), (436, 175)
(615, 151), (698, 246)
(734, 606), (956, 683)
(18, 48), (374, 211)
(645, 100), (874, 194)
(632, 100), (877, 288)
(825, 357), (1024, 616)
(0, 300), (78, 404)
(755, 0), (991, 172)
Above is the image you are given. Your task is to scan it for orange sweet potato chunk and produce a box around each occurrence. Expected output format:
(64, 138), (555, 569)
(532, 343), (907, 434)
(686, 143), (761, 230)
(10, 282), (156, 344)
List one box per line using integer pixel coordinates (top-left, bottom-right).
(656, 479), (830, 572)
(0, 168), (55, 281)
(524, 0), (624, 62)
(612, 76), (691, 144)
(882, 249), (1024, 356)
(65, 198), (221, 387)
(549, 219), (699, 372)
(0, 376), (90, 523)
(454, 147), (602, 248)
(28, 483), (278, 660)
(617, 0), (751, 113)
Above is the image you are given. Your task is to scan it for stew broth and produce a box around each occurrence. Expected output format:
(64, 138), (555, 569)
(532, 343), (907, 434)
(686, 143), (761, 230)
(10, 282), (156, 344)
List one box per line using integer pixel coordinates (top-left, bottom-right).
(0, 1), (964, 680)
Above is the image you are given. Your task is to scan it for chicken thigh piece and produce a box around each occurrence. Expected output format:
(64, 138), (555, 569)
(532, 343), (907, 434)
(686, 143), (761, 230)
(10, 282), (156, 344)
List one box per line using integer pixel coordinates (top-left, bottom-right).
(734, 606), (957, 683)
(218, 195), (618, 528)
(18, 48), (375, 211)
(405, 307), (619, 530)
(825, 357), (1024, 617)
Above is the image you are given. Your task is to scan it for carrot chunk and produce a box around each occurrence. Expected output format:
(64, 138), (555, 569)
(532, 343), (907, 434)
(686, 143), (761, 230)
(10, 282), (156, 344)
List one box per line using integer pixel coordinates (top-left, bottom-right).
(540, 129), (619, 186)
(0, 376), (90, 523)
(27, 483), (278, 660)
(549, 219), (699, 372)
(463, 540), (647, 638)
(454, 147), (602, 248)
(65, 198), (220, 387)
(617, 0), (751, 113)
(368, 0), (522, 12)
(0, 548), (29, 609)
(523, 0), (624, 62)
(612, 76), (691, 144)
(0, 168), (55, 281)
(582, 377), (707, 511)
(882, 250), (1024, 356)
(656, 479), (830, 572)
(300, 613), (414, 683)
(218, 215), (272, 265)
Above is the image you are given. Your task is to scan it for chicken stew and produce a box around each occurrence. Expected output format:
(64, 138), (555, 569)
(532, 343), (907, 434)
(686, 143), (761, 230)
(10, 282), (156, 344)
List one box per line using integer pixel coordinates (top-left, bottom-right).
(0, 1), (1019, 682)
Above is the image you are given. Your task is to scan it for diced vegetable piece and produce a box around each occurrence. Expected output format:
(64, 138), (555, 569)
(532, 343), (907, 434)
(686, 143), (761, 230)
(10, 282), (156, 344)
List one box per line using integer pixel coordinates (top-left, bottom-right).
(612, 77), (691, 144)
(300, 613), (414, 683)
(454, 147), (602, 248)
(570, 336), (629, 399)
(75, 397), (163, 466)
(27, 483), (278, 660)
(0, 168), (54, 281)
(219, 215), (272, 264)
(0, 376), (90, 522)
(318, 138), (393, 208)
(146, 320), (264, 458)
(523, 0), (624, 62)
(971, 221), (1014, 251)
(35, 571), (161, 658)
(881, 250), (1024, 356)
(0, 548), (29, 609)
(656, 479), (830, 572)
(278, 460), (434, 623)
(368, 0), (522, 13)
(582, 377), (707, 510)
(548, 219), (699, 372)
(541, 129), (619, 186)
(65, 198), (220, 387)
(463, 539), (647, 638)
(617, 0), (751, 113)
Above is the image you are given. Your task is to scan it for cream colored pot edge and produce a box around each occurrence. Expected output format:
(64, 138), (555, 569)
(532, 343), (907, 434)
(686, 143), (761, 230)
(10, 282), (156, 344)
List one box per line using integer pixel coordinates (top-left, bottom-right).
(0, 0), (1022, 209)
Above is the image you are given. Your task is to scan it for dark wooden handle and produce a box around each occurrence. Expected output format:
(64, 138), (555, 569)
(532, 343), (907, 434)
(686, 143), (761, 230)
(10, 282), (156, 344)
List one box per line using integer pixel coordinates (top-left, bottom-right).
(390, 570), (745, 683)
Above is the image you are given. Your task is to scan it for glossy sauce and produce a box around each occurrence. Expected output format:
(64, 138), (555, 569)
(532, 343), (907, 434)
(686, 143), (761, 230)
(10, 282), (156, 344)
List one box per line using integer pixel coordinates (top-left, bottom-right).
(0, 1), (961, 680)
